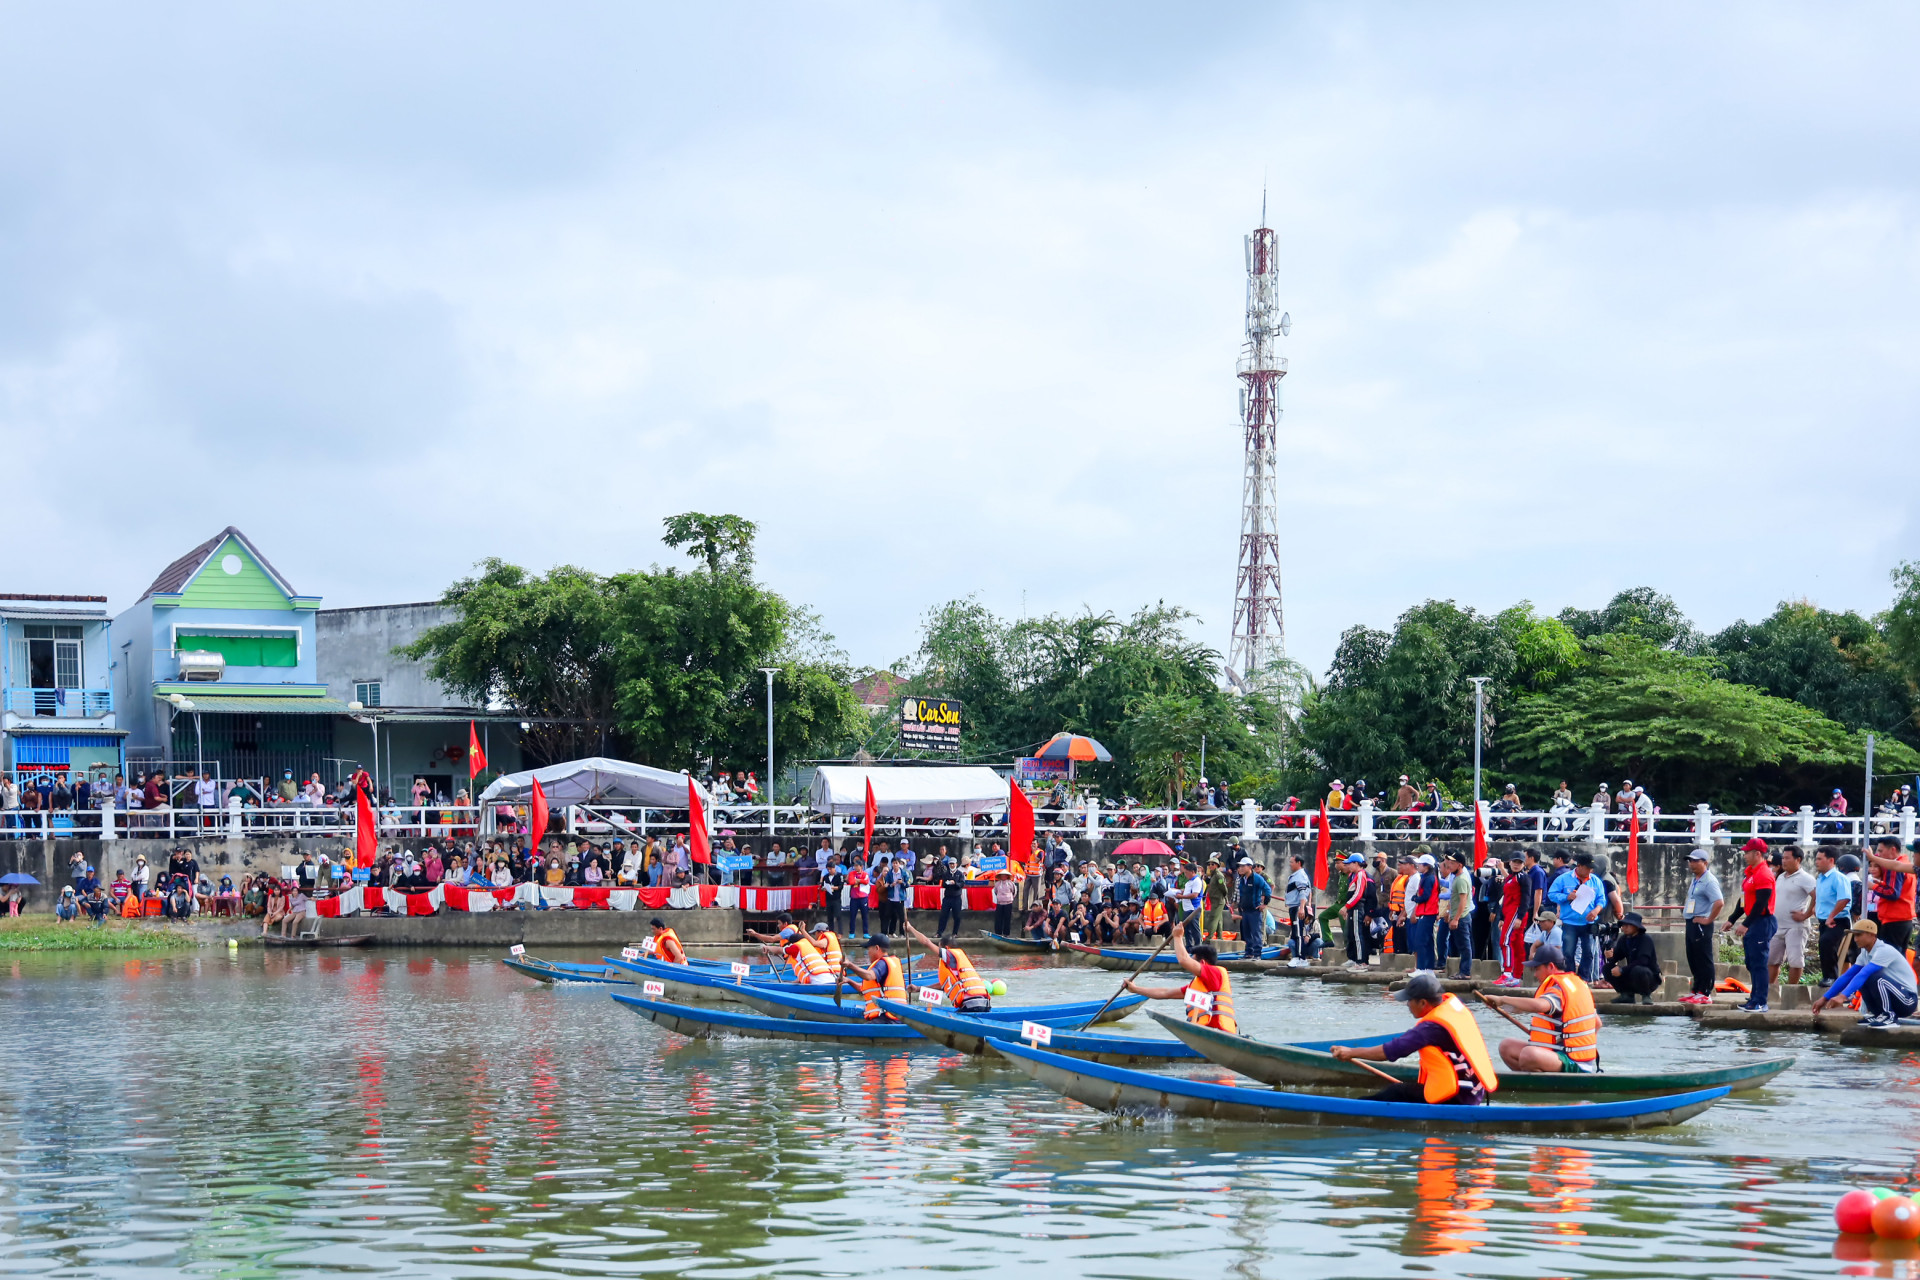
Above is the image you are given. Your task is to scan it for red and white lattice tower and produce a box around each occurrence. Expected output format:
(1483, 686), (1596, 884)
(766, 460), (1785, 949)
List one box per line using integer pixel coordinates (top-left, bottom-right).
(1227, 216), (1287, 690)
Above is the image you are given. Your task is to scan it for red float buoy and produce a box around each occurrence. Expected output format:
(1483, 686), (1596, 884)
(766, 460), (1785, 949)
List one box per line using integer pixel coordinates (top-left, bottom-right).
(1837, 1188), (1879, 1235)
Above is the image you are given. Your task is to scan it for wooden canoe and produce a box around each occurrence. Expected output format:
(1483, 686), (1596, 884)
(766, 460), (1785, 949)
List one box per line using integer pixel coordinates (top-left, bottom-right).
(1149, 1011), (1795, 1095)
(611, 992), (932, 1045)
(732, 984), (1146, 1025)
(263, 934), (374, 947)
(503, 956), (631, 985)
(988, 1039), (1730, 1132)
(604, 953), (939, 995)
(882, 999), (1206, 1065)
(1065, 943), (1284, 972)
(980, 932), (1059, 954)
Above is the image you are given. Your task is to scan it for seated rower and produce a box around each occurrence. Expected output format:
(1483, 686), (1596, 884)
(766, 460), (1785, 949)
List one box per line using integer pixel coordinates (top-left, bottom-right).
(904, 919), (991, 1012)
(1120, 927), (1236, 1033)
(843, 934), (908, 1021)
(1480, 945), (1600, 1074)
(1812, 918), (1918, 1028)
(808, 920), (844, 980)
(1330, 971), (1500, 1105)
(647, 917), (687, 964)
(746, 914), (837, 985)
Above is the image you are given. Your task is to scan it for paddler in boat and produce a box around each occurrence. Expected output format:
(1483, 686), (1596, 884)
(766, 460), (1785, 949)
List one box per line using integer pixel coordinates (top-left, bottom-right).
(1478, 944), (1600, 1075)
(745, 913), (837, 986)
(1329, 971), (1500, 1105)
(1119, 927), (1237, 1032)
(808, 919), (845, 981)
(842, 933), (909, 1021)
(902, 918), (991, 1012)
(647, 917), (687, 963)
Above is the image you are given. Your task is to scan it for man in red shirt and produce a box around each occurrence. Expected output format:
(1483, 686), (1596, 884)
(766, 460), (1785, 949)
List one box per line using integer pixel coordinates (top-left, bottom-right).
(1868, 834), (1915, 956)
(1729, 838), (1776, 1012)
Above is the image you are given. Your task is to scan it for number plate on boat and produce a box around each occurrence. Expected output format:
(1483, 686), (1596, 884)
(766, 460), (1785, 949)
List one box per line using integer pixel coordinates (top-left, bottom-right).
(642, 981), (665, 996)
(621, 947), (641, 959)
(509, 945), (525, 956)
(918, 985), (944, 1006)
(1020, 1021), (1052, 1045)
(730, 962), (751, 977)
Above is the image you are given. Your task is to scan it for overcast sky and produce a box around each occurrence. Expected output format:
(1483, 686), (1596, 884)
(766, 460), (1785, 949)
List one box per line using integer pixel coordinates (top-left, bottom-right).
(3, 3), (1915, 678)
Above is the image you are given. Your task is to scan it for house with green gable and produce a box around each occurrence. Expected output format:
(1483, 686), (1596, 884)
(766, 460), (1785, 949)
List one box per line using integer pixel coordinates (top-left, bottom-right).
(111, 527), (345, 781)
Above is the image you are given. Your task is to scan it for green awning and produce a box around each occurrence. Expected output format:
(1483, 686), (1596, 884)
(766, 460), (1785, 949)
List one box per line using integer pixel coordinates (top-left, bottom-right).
(178, 633), (298, 667)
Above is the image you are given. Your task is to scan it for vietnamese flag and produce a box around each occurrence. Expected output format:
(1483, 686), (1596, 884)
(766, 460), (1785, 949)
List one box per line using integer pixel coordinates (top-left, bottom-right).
(688, 777), (711, 864)
(1472, 800), (1489, 869)
(1625, 805), (1640, 896)
(1008, 778), (1034, 869)
(468, 722), (487, 778)
(528, 777), (550, 856)
(354, 782), (377, 867)
(1313, 800), (1331, 890)
(863, 777), (879, 856)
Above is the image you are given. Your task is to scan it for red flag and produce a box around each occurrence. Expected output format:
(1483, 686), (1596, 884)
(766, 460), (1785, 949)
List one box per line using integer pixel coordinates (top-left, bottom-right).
(1472, 800), (1489, 869)
(1313, 800), (1331, 890)
(354, 783), (377, 867)
(1625, 805), (1640, 896)
(468, 722), (487, 778)
(863, 778), (878, 856)
(1009, 778), (1035, 868)
(688, 777), (711, 864)
(528, 777), (549, 856)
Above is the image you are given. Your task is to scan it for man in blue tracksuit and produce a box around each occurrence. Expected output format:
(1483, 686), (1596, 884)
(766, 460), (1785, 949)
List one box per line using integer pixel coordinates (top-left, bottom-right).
(1235, 857), (1273, 960)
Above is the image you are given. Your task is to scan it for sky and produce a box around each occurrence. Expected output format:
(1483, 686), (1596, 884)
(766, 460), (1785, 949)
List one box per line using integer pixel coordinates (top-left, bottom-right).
(2, 2), (1916, 680)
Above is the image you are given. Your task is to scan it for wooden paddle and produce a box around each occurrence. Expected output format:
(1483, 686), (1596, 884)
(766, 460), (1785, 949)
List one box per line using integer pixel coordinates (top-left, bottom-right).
(1076, 921), (1182, 1030)
(1475, 989), (1531, 1034)
(1343, 1055), (1404, 1087)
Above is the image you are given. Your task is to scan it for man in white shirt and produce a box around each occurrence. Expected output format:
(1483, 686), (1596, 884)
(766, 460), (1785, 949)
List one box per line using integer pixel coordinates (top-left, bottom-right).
(1176, 862), (1207, 949)
(1769, 848), (1818, 986)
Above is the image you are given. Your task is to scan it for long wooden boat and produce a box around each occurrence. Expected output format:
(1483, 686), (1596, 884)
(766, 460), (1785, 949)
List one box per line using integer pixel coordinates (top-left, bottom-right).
(503, 956), (631, 985)
(1149, 1011), (1796, 1096)
(263, 933), (374, 948)
(882, 999), (1207, 1065)
(1064, 943), (1284, 972)
(988, 1039), (1730, 1132)
(611, 992), (933, 1045)
(731, 984), (1146, 1025)
(604, 953), (939, 995)
(980, 933), (1059, 954)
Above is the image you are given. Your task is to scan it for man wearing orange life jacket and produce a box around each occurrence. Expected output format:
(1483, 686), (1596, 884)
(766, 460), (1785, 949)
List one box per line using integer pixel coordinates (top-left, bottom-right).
(647, 917), (688, 964)
(1330, 971), (1500, 1105)
(904, 919), (991, 1012)
(1480, 944), (1600, 1073)
(745, 915), (836, 985)
(808, 920), (844, 979)
(1140, 892), (1170, 938)
(1120, 927), (1237, 1033)
(843, 933), (908, 1021)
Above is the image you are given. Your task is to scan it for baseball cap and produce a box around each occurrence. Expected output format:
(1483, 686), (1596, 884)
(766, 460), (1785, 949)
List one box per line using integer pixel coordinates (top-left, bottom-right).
(1344, 853), (1364, 864)
(1687, 849), (1710, 863)
(1416, 854), (1436, 867)
(1393, 972), (1446, 1003)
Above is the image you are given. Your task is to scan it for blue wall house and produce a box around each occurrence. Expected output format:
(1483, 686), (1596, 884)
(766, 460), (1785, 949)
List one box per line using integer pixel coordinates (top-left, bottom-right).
(111, 527), (344, 782)
(0, 595), (123, 788)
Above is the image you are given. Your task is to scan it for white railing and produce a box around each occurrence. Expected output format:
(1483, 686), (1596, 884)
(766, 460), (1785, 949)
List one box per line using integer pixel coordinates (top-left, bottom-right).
(3, 797), (1912, 849)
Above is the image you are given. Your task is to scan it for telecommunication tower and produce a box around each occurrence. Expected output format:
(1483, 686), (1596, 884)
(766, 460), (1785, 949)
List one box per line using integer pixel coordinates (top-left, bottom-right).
(1227, 208), (1289, 691)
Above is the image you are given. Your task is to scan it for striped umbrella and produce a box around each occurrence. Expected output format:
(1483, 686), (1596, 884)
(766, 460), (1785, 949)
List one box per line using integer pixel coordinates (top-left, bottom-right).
(1033, 733), (1112, 763)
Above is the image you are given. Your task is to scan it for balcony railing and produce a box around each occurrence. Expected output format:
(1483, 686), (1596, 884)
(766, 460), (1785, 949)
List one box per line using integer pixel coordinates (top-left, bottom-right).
(3, 687), (113, 718)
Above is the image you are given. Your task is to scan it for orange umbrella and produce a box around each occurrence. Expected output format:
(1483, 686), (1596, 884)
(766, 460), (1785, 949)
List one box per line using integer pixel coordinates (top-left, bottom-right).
(1033, 733), (1112, 763)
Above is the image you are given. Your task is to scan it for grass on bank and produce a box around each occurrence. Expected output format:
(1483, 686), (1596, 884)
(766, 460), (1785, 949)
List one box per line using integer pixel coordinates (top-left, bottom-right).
(0, 916), (200, 952)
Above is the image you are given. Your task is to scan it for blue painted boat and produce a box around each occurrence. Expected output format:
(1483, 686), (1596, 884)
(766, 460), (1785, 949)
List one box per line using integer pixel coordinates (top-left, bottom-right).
(604, 953), (938, 996)
(880, 999), (1208, 1064)
(730, 983), (1146, 1025)
(1065, 942), (1285, 971)
(503, 956), (632, 985)
(988, 1039), (1730, 1132)
(611, 992), (933, 1045)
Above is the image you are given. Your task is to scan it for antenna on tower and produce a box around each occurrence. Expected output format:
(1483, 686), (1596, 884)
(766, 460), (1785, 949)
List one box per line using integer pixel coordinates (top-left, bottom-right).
(1228, 200), (1287, 691)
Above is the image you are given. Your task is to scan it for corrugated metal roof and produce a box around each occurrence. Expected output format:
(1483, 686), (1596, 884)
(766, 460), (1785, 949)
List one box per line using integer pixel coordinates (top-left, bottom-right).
(6, 725), (129, 737)
(153, 693), (351, 715)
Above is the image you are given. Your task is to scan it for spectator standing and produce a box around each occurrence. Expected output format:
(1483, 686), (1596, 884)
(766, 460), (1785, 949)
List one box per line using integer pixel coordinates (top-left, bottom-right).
(1442, 853), (1473, 978)
(1235, 856), (1272, 960)
(1548, 852), (1605, 983)
(1728, 839), (1777, 1012)
(1770, 848), (1818, 988)
(991, 868), (1017, 937)
(1408, 852), (1440, 970)
(1394, 775), (1417, 813)
(1866, 834), (1916, 955)
(1340, 853), (1373, 967)
(1813, 847), (1853, 984)
(1283, 854), (1313, 961)
(935, 855), (966, 938)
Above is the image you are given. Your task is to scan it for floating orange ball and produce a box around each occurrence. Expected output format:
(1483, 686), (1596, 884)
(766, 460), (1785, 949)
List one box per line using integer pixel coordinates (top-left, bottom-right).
(1837, 1189), (1879, 1235)
(1872, 1195), (1920, 1241)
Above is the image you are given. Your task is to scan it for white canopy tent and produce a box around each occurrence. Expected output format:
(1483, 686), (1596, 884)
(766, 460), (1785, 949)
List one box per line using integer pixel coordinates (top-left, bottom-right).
(477, 757), (705, 808)
(808, 765), (1008, 819)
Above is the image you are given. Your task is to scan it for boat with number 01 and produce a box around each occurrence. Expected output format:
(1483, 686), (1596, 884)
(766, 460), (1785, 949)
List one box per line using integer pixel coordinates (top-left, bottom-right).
(730, 983), (1146, 1025)
(987, 1038), (1730, 1132)
(1148, 1011), (1795, 1096)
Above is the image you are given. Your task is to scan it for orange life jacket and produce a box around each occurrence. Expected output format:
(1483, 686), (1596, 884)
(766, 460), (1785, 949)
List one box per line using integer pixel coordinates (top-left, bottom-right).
(652, 928), (686, 964)
(937, 947), (990, 1006)
(816, 930), (843, 978)
(120, 893), (142, 919)
(1184, 964), (1238, 1034)
(1389, 873), (1410, 914)
(859, 955), (907, 1020)
(1142, 899), (1167, 929)
(1529, 971), (1600, 1065)
(1416, 994), (1501, 1103)
(786, 935), (834, 984)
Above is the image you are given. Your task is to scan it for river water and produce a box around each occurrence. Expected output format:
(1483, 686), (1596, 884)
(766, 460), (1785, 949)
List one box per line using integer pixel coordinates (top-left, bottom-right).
(3, 948), (1917, 1279)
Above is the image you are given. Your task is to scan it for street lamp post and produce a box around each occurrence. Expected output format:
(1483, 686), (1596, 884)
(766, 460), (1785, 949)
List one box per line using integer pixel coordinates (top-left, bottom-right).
(759, 668), (779, 836)
(1468, 676), (1490, 810)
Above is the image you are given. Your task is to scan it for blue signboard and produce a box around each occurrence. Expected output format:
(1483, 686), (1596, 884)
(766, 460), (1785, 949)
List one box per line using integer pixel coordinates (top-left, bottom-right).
(353, 867), (372, 883)
(716, 854), (755, 872)
(976, 855), (1007, 872)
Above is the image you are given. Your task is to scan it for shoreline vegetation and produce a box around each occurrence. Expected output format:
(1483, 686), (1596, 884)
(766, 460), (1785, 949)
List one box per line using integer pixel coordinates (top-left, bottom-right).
(0, 918), (201, 952)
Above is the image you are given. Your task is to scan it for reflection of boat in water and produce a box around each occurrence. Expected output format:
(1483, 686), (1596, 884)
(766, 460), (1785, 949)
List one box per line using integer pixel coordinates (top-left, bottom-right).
(1149, 1011), (1796, 1097)
(987, 1038), (1730, 1132)
(263, 934), (373, 948)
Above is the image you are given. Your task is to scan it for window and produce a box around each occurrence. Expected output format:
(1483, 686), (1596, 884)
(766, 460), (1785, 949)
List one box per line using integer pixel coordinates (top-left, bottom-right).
(15, 624), (82, 689)
(176, 632), (298, 667)
(354, 681), (382, 708)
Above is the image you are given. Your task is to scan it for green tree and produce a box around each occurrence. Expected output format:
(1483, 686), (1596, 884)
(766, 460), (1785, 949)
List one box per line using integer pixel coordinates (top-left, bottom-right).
(1889, 561), (1920, 688)
(1558, 587), (1700, 651)
(1709, 601), (1917, 746)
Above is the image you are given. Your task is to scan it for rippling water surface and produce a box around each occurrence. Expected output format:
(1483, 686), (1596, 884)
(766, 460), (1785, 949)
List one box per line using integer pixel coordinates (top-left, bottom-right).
(5, 948), (1920, 1279)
